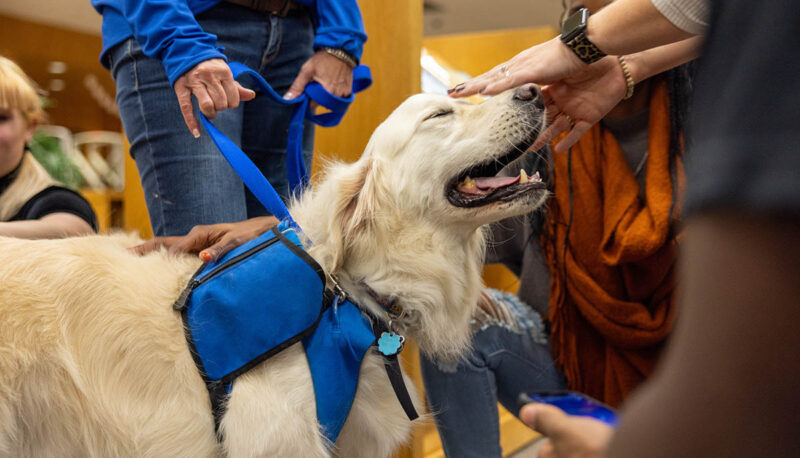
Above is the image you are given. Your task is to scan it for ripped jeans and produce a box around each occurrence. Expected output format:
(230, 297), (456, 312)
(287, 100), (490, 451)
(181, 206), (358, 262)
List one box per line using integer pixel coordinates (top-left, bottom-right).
(420, 289), (565, 458)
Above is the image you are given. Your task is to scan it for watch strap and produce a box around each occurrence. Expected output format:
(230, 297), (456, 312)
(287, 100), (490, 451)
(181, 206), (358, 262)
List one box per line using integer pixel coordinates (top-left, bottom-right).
(563, 31), (607, 64)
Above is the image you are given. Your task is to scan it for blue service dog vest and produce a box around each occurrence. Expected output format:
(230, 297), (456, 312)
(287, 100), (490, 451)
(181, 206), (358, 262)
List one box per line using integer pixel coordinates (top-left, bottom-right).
(176, 61), (416, 445)
(174, 222), (377, 444)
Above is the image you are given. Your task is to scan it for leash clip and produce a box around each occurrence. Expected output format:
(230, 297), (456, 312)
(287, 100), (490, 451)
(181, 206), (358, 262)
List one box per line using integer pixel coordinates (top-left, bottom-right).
(328, 273), (347, 301)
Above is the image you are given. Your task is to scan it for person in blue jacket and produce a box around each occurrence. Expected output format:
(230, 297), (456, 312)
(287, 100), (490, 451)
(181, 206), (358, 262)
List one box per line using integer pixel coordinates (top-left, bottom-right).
(92, 0), (367, 236)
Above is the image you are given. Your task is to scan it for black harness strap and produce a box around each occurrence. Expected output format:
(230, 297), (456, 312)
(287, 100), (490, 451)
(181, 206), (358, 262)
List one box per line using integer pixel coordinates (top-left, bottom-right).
(369, 310), (420, 422)
(383, 354), (419, 421)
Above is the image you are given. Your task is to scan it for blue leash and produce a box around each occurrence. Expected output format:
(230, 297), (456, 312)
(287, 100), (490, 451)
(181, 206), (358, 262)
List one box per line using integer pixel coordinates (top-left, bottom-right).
(198, 62), (372, 225)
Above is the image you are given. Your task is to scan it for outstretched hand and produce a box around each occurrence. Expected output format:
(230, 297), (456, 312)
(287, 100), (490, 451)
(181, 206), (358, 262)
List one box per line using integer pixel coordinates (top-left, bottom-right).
(173, 58), (256, 138)
(530, 56), (628, 152)
(131, 216), (279, 263)
(448, 37), (587, 98)
(520, 403), (614, 458)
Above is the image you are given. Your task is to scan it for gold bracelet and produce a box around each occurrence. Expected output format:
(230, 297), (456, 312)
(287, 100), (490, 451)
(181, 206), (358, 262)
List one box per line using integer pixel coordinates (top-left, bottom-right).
(321, 47), (358, 68)
(617, 56), (635, 100)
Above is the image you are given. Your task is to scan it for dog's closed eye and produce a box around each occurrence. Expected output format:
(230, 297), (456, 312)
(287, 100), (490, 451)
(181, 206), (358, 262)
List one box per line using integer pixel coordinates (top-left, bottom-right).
(424, 109), (454, 121)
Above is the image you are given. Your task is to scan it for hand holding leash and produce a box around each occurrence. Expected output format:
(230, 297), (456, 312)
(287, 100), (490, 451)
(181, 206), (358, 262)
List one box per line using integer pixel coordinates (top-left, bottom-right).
(173, 58), (256, 138)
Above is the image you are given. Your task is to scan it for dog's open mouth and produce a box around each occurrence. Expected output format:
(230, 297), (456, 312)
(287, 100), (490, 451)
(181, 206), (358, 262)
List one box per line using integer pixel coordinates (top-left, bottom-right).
(447, 149), (545, 208)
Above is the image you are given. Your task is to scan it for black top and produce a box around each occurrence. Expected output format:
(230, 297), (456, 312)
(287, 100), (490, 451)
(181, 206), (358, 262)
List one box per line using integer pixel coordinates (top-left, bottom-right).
(9, 186), (98, 231)
(1, 159), (98, 231)
(685, 0), (800, 216)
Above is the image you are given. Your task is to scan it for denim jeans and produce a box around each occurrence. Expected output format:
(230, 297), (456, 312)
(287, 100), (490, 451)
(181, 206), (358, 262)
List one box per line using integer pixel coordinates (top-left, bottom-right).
(420, 289), (565, 458)
(109, 3), (315, 236)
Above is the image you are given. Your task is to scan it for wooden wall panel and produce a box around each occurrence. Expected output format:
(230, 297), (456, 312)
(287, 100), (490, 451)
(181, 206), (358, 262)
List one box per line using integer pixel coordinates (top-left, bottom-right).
(311, 1), (423, 170)
(0, 14), (120, 134)
(423, 27), (558, 79)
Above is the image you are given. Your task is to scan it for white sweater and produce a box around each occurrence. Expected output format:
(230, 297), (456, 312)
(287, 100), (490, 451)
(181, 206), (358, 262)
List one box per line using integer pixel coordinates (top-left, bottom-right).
(651, 0), (710, 35)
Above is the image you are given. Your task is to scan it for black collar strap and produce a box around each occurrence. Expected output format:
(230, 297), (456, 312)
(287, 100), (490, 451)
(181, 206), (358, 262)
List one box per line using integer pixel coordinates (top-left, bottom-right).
(362, 281), (404, 318)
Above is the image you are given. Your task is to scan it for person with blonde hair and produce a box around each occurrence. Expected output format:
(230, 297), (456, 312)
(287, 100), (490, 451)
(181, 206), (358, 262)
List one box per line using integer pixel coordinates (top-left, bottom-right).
(0, 56), (96, 238)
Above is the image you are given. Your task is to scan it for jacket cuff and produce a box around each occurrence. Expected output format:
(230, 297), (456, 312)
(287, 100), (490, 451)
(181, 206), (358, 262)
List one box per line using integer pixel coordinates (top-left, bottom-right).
(163, 47), (228, 86)
(313, 27), (367, 62)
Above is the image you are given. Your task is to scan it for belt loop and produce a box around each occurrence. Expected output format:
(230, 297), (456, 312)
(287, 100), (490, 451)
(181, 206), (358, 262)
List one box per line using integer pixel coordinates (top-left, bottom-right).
(273, 0), (291, 16)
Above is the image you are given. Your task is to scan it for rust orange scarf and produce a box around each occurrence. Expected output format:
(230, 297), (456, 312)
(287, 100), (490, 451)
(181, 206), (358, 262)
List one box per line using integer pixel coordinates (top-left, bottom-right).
(543, 80), (685, 407)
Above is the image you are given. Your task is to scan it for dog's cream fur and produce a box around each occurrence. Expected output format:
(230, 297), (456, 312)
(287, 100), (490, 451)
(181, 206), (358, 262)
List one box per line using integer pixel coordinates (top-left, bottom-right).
(0, 87), (546, 457)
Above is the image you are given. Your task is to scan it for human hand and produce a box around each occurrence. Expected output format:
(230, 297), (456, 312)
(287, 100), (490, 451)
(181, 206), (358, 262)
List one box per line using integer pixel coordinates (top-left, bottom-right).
(130, 216), (279, 262)
(449, 37), (587, 98)
(284, 50), (354, 101)
(173, 58), (256, 138)
(530, 56), (628, 152)
(520, 403), (614, 458)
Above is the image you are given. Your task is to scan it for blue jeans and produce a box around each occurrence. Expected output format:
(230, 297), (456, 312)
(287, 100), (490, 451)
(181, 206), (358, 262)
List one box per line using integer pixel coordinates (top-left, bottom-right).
(109, 3), (315, 236)
(420, 289), (565, 458)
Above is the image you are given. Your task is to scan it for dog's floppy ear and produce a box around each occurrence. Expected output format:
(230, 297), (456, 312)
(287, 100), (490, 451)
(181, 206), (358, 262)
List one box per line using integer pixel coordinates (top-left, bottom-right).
(328, 158), (376, 271)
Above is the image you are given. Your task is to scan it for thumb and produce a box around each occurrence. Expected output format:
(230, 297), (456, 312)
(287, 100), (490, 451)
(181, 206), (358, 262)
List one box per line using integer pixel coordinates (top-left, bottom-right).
(520, 404), (569, 437)
(237, 82), (256, 102)
(284, 68), (312, 100)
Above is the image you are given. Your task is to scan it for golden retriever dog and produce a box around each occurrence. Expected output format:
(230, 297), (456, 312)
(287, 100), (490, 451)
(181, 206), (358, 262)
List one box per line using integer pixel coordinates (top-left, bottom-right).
(0, 84), (546, 457)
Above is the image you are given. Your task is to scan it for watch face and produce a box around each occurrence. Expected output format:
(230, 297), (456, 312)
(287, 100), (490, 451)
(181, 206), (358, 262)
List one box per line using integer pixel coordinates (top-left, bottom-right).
(561, 8), (589, 41)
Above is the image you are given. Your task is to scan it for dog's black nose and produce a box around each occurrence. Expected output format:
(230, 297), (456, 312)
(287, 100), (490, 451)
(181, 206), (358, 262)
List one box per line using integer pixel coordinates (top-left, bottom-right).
(513, 84), (543, 108)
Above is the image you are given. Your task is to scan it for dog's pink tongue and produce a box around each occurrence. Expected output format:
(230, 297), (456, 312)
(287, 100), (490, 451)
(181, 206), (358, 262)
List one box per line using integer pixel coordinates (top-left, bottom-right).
(457, 175), (520, 195)
(475, 175), (520, 190)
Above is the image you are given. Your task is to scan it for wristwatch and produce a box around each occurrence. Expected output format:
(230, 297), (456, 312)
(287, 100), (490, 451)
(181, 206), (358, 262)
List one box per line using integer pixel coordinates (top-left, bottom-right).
(560, 8), (607, 64)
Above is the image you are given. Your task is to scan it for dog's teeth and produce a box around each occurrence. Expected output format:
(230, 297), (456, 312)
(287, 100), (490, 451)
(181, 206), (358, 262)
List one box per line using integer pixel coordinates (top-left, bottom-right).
(519, 169), (529, 184)
(461, 176), (476, 188)
(532, 171), (541, 182)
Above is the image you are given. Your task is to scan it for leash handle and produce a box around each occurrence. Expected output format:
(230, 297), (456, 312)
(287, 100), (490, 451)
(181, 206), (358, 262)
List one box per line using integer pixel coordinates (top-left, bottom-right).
(199, 63), (372, 224)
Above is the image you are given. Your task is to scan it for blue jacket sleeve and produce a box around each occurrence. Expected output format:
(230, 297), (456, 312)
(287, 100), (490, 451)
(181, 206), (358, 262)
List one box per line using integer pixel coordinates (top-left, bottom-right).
(121, 0), (227, 85)
(313, 0), (368, 61)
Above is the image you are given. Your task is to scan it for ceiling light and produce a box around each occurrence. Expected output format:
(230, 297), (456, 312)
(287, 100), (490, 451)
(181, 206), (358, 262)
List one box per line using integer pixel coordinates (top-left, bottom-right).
(47, 61), (68, 74)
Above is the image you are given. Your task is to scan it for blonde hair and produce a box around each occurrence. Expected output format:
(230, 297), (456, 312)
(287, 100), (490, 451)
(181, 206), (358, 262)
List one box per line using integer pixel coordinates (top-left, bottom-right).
(0, 56), (44, 125)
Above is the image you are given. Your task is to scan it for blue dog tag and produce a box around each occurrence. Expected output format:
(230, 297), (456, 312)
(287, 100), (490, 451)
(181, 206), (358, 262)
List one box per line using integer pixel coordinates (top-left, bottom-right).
(378, 332), (405, 356)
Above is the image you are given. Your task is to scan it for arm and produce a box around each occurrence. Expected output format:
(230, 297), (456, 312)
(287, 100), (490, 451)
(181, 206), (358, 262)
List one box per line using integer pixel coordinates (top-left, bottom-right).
(531, 37), (703, 152)
(120, 0), (254, 136)
(132, 216), (278, 262)
(606, 213), (800, 457)
(284, 0), (368, 100)
(452, 0), (703, 98)
(0, 213), (93, 239)
(586, 0), (697, 56)
(519, 213), (800, 457)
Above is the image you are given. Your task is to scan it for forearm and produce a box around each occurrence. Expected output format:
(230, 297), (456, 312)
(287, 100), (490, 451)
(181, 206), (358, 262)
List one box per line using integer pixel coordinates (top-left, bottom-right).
(586, 0), (698, 56)
(0, 213), (94, 239)
(607, 212), (800, 457)
(625, 36), (703, 84)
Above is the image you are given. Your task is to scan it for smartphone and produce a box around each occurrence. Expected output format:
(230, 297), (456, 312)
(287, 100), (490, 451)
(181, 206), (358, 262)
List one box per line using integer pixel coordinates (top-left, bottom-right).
(518, 390), (618, 426)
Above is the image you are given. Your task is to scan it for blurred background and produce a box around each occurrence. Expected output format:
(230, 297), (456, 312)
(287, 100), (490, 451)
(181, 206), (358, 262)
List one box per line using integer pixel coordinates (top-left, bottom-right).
(0, 1), (562, 456)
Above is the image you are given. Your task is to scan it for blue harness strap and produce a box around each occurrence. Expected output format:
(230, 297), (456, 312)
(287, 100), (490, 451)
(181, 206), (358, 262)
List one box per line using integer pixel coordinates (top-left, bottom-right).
(302, 295), (377, 443)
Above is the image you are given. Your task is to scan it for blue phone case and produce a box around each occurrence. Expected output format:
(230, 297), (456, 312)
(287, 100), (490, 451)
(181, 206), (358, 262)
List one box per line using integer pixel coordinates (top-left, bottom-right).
(518, 391), (617, 426)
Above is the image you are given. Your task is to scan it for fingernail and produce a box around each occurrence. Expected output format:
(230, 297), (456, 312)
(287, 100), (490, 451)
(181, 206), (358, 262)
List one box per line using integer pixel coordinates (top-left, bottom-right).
(200, 251), (212, 263)
(283, 92), (294, 100)
(192, 129), (200, 138)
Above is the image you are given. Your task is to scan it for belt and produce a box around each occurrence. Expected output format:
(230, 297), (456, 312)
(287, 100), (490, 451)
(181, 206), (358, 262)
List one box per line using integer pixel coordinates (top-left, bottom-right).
(225, 0), (306, 16)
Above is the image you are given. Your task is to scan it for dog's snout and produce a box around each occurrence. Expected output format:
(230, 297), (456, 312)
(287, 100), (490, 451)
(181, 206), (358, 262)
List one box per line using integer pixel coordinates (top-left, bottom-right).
(513, 84), (543, 108)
